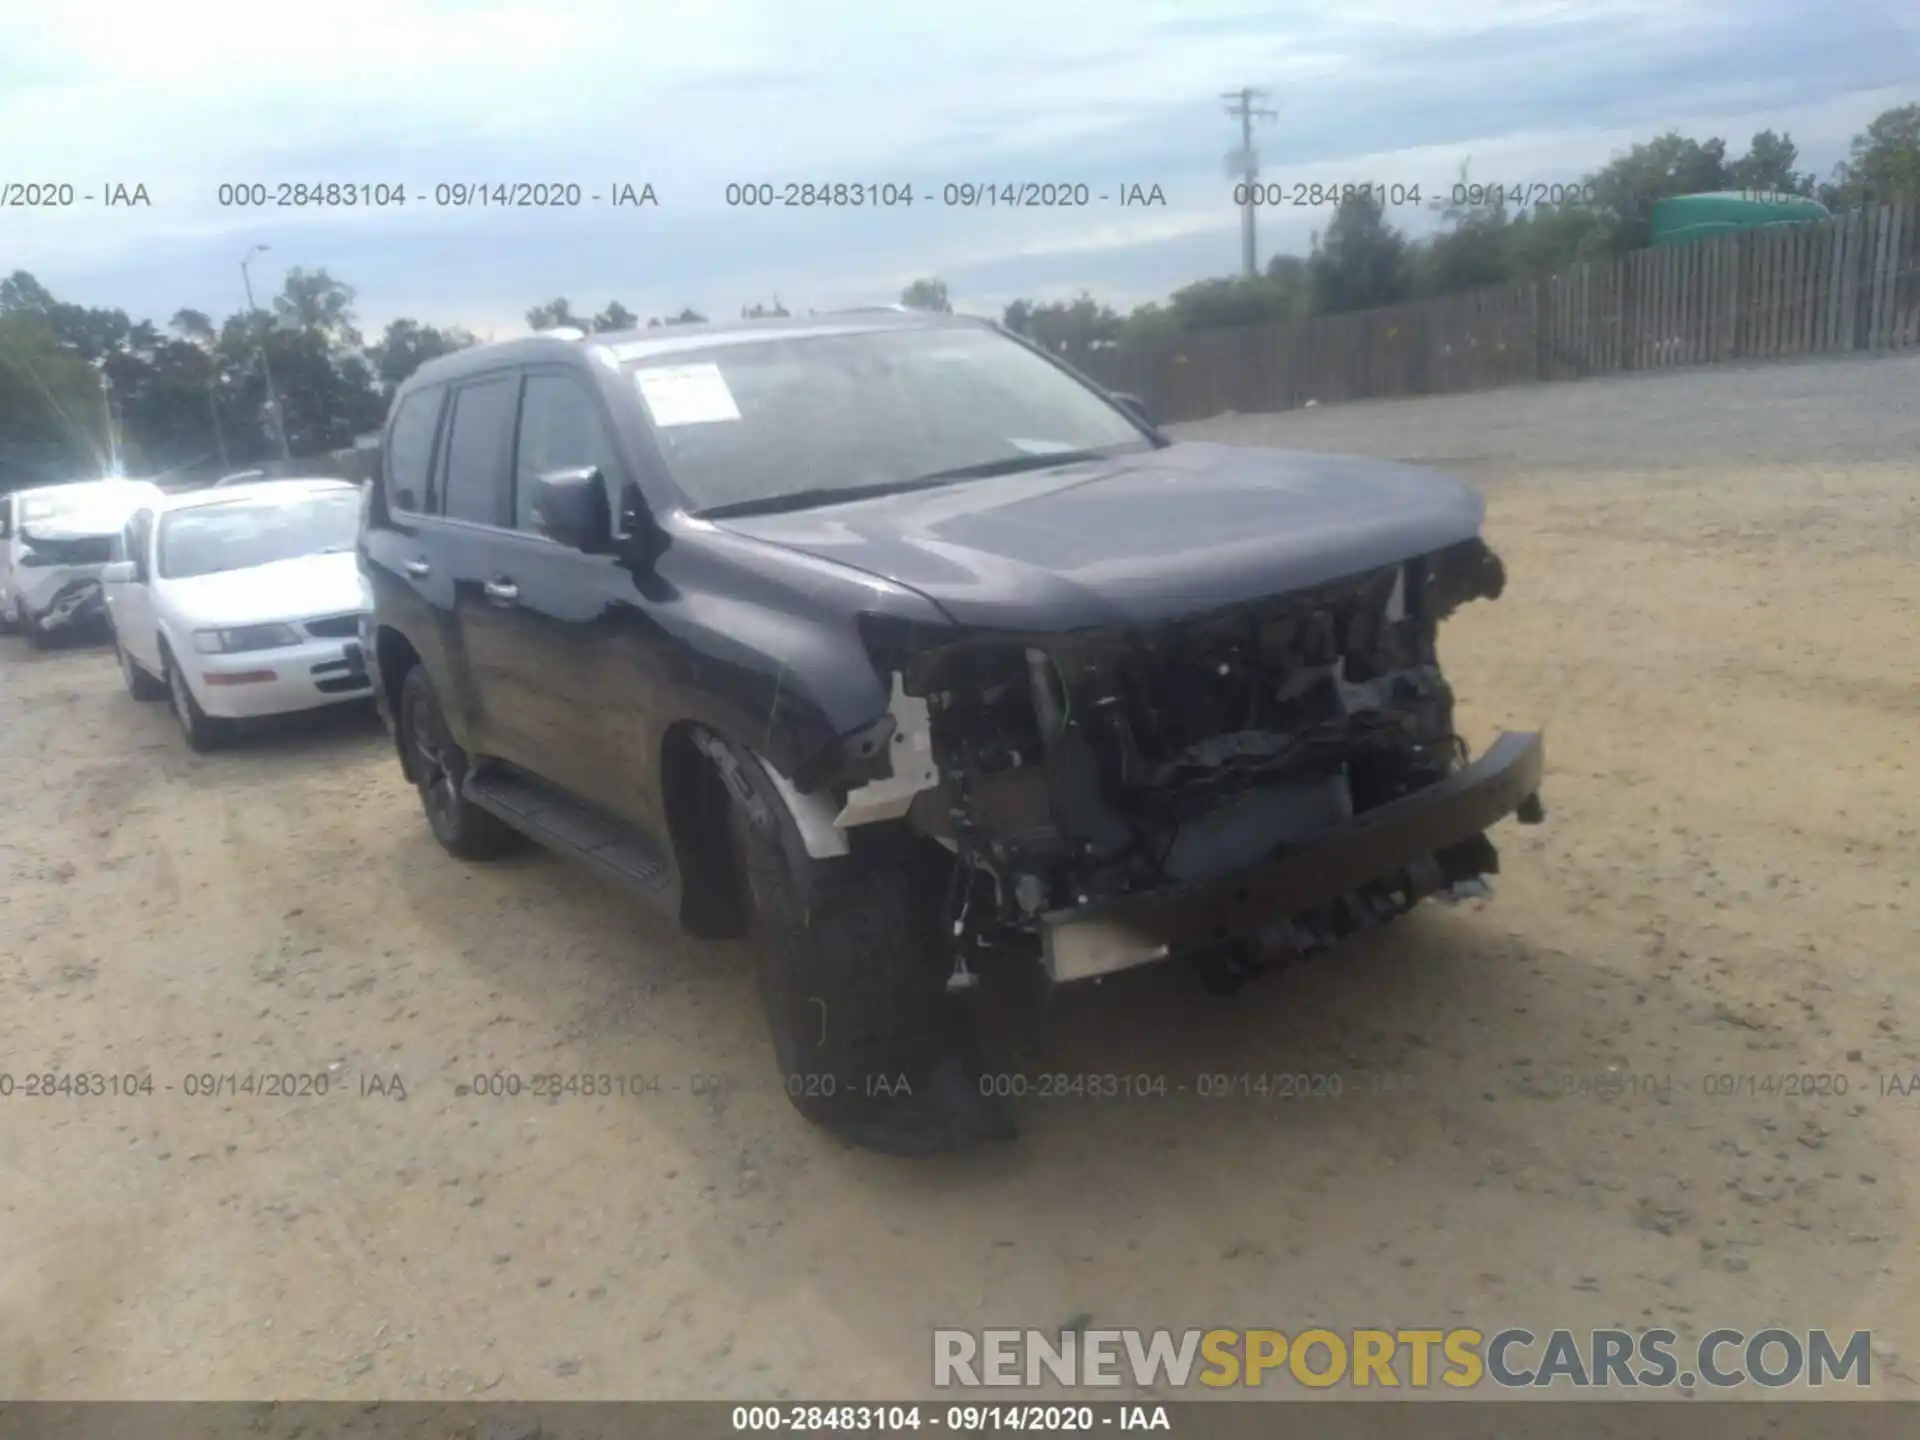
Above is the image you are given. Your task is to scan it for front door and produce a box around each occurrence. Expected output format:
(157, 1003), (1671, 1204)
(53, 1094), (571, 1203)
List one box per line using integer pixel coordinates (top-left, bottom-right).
(0, 497), (19, 621)
(478, 367), (665, 829)
(104, 506), (160, 671)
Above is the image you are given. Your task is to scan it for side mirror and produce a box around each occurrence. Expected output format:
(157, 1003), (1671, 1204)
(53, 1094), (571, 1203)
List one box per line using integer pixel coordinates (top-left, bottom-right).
(101, 560), (138, 585)
(1110, 391), (1156, 429)
(533, 467), (613, 553)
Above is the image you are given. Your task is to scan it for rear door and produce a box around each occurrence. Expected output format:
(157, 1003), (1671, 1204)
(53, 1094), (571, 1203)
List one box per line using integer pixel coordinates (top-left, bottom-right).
(362, 382), (464, 737)
(432, 371), (526, 766)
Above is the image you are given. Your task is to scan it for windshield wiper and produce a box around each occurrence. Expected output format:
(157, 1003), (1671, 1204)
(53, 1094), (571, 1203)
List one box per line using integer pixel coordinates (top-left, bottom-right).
(696, 448), (1113, 519)
(894, 447), (1114, 487)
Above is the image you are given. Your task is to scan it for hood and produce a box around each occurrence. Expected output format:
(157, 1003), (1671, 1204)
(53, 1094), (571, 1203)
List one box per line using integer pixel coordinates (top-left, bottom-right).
(20, 482), (158, 540)
(710, 441), (1487, 630)
(23, 508), (133, 543)
(163, 551), (365, 628)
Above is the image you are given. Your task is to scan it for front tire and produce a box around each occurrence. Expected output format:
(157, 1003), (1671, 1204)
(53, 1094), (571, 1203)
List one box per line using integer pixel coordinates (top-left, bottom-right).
(717, 742), (1014, 1157)
(162, 644), (229, 752)
(397, 663), (520, 860)
(21, 605), (51, 650)
(116, 628), (166, 701)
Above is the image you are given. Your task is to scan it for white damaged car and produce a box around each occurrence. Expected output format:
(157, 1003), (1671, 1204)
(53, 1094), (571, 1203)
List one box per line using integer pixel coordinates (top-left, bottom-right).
(1, 478), (163, 646)
(101, 478), (375, 750)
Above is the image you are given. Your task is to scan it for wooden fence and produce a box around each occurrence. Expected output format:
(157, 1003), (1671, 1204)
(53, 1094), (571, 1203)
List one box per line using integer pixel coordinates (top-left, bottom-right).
(1072, 200), (1920, 422)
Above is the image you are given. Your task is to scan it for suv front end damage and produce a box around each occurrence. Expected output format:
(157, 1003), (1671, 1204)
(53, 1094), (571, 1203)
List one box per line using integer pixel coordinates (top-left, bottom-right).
(837, 537), (1544, 988)
(16, 531), (117, 634)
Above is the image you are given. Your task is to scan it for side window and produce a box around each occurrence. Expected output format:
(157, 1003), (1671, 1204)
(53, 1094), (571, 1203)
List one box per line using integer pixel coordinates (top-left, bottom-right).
(512, 373), (620, 533)
(439, 376), (521, 528)
(385, 385), (446, 514)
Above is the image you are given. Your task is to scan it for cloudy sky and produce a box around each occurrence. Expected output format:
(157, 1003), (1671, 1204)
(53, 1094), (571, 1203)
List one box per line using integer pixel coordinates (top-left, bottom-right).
(1, 0), (1913, 339)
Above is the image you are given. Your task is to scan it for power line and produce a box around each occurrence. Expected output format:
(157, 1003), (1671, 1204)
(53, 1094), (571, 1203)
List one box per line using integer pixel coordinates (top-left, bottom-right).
(1222, 87), (1278, 278)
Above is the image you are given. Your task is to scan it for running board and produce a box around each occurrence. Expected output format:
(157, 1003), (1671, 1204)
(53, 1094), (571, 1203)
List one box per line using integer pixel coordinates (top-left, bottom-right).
(463, 767), (674, 906)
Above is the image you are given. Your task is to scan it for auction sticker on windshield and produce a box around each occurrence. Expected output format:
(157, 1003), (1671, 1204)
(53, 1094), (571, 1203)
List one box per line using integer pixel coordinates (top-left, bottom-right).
(635, 363), (742, 427)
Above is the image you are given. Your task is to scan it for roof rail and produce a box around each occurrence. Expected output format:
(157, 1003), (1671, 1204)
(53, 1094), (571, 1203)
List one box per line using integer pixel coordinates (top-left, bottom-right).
(540, 325), (589, 340)
(830, 305), (917, 315)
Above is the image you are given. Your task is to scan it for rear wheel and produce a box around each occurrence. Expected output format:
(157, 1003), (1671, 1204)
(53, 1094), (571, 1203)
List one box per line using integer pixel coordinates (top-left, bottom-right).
(716, 740), (1014, 1157)
(115, 627), (166, 700)
(162, 644), (229, 752)
(397, 663), (520, 859)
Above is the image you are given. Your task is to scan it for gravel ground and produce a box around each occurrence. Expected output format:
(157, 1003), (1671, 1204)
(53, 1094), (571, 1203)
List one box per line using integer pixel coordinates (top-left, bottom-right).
(2, 354), (1917, 1402)
(1176, 349), (1920, 478)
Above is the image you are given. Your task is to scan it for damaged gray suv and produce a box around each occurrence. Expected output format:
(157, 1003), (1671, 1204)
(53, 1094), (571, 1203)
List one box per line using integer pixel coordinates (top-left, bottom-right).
(360, 310), (1546, 1156)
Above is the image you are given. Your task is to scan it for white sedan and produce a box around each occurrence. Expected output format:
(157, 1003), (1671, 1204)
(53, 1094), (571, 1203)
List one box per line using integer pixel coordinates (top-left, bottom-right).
(101, 478), (375, 750)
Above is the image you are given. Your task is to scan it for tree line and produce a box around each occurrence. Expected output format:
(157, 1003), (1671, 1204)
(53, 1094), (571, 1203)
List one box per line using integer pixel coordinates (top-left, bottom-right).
(2, 104), (1912, 489)
(0, 273), (755, 488)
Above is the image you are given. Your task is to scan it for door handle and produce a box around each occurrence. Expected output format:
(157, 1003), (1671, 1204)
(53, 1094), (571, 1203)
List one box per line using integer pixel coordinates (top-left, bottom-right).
(402, 559), (431, 578)
(483, 579), (520, 603)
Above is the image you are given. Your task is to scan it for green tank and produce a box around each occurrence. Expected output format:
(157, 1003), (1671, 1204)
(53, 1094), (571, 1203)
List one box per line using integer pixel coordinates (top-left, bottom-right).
(1649, 191), (1831, 247)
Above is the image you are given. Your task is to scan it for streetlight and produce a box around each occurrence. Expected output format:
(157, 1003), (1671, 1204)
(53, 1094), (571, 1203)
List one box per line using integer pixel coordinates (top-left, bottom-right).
(241, 244), (293, 461)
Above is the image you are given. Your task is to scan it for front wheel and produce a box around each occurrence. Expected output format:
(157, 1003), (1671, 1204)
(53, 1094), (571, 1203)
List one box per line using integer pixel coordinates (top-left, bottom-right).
(163, 646), (229, 752)
(397, 663), (520, 860)
(20, 605), (51, 650)
(116, 628), (166, 701)
(717, 741), (1014, 1157)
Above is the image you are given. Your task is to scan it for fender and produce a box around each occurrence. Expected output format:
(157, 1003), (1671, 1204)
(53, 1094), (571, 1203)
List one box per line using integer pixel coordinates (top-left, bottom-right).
(691, 728), (852, 918)
(694, 728), (850, 860)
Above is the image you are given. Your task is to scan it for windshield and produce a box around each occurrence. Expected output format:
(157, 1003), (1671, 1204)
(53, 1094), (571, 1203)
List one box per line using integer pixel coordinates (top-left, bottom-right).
(158, 490), (361, 580)
(622, 325), (1151, 512)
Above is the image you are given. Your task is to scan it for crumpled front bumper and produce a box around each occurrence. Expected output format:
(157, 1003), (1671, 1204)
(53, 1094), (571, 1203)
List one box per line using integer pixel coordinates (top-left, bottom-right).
(1040, 730), (1546, 983)
(18, 567), (109, 632)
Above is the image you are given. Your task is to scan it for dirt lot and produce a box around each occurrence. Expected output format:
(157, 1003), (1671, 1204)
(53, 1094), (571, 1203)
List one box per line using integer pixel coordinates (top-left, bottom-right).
(3, 354), (1918, 1401)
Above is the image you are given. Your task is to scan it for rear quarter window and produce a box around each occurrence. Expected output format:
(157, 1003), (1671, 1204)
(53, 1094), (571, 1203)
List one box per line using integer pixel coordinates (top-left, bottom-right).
(385, 385), (447, 514)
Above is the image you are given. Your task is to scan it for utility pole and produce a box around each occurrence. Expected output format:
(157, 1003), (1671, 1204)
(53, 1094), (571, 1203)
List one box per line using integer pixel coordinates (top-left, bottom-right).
(1222, 87), (1278, 278)
(94, 361), (122, 476)
(241, 244), (294, 462)
(207, 378), (230, 469)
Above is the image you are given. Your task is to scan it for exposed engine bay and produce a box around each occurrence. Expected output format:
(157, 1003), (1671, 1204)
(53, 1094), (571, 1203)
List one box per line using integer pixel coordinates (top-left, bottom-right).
(835, 537), (1520, 982)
